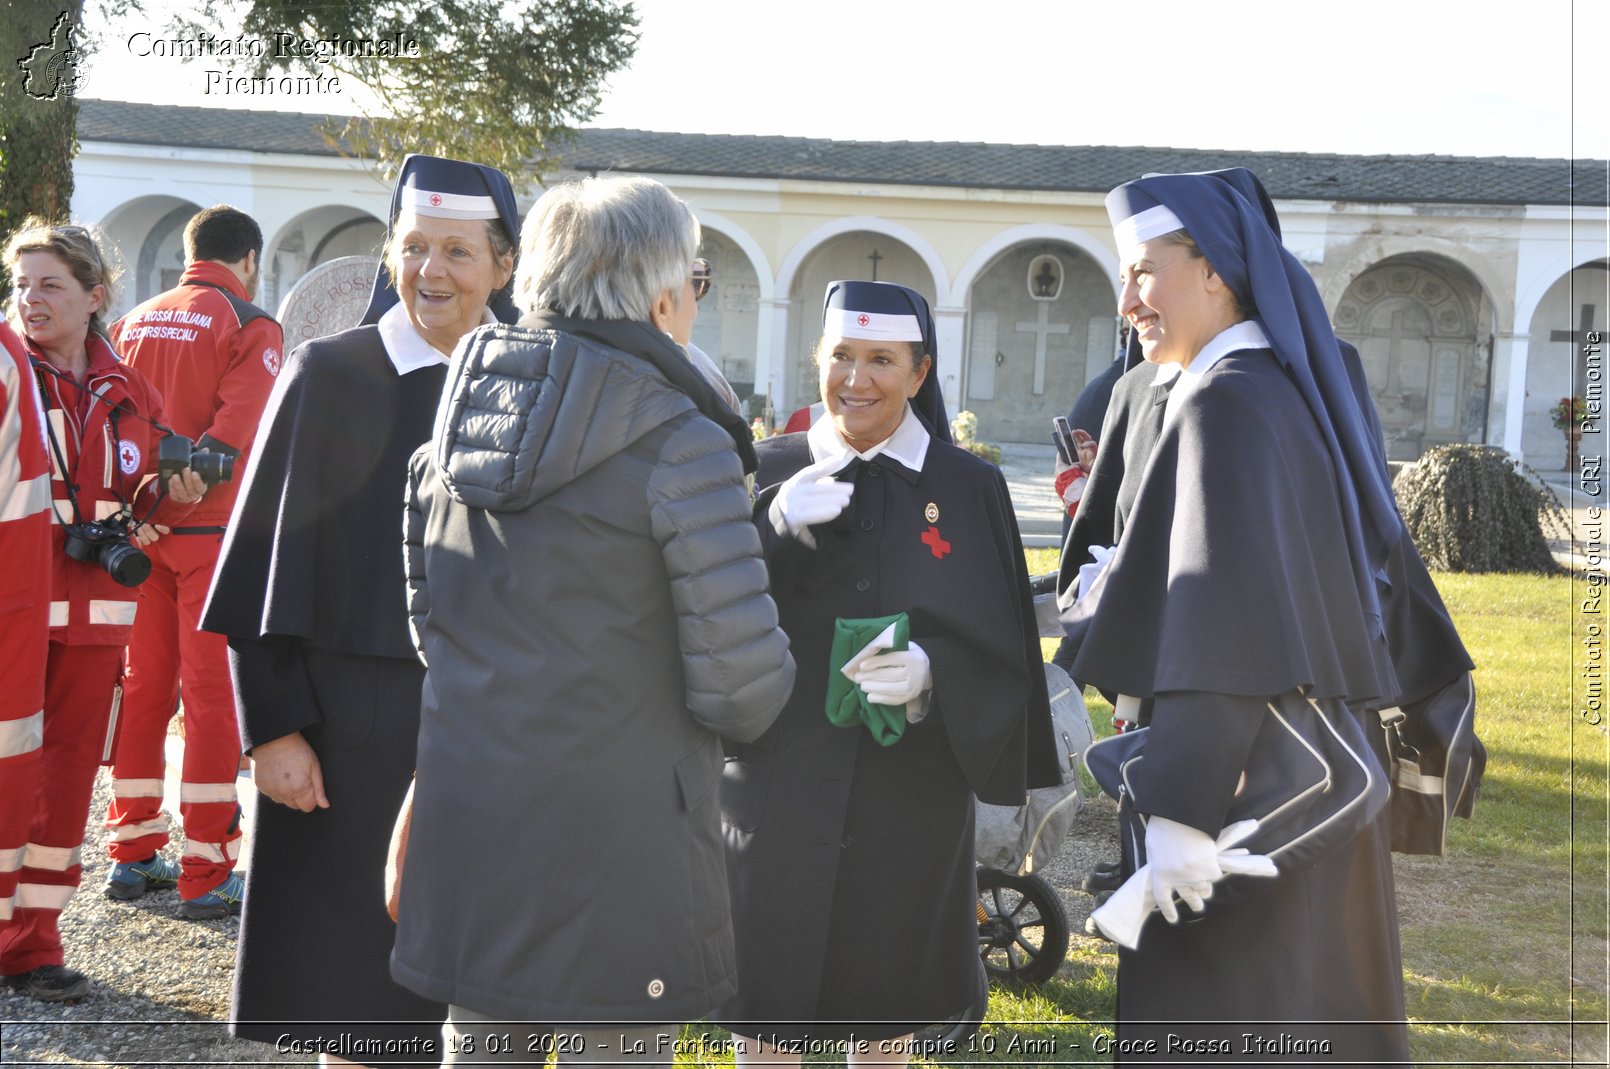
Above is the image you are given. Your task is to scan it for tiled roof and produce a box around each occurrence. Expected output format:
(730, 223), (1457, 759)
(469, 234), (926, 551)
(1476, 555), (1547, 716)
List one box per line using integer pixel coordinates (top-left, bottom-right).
(78, 98), (1607, 207)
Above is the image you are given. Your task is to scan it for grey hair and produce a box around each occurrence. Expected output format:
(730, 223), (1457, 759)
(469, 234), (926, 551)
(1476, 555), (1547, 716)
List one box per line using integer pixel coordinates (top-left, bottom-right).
(513, 175), (699, 321)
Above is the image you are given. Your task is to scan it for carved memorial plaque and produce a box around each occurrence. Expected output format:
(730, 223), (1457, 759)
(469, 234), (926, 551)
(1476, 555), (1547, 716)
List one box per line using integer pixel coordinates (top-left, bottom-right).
(276, 255), (381, 347)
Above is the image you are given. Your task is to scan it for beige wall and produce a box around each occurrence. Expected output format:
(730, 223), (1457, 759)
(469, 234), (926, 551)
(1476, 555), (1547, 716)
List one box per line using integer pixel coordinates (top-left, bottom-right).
(74, 141), (1607, 460)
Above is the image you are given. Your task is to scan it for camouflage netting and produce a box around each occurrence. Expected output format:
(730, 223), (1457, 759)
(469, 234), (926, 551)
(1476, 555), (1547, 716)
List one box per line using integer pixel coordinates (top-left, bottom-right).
(1393, 444), (1566, 573)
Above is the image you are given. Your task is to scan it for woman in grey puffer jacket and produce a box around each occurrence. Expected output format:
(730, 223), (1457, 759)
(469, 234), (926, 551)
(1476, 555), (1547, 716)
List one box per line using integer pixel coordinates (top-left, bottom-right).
(393, 175), (795, 1064)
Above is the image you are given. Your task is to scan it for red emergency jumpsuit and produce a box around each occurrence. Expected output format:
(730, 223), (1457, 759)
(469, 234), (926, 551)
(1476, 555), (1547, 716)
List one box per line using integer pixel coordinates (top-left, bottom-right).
(106, 261), (281, 898)
(0, 323), (53, 962)
(0, 331), (190, 975)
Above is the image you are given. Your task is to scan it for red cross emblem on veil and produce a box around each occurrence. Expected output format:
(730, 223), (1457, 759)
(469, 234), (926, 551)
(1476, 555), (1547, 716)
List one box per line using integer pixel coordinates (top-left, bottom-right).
(921, 525), (951, 559)
(857, 313), (870, 327)
(429, 193), (443, 207)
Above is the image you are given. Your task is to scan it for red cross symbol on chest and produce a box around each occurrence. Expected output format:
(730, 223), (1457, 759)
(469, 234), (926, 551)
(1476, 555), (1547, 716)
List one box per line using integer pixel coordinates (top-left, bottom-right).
(921, 525), (951, 559)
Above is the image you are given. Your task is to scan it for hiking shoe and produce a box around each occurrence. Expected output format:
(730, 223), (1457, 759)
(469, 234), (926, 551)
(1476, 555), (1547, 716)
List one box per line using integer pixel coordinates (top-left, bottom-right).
(3, 964), (91, 1002)
(178, 870), (244, 920)
(105, 854), (180, 901)
(1081, 860), (1125, 895)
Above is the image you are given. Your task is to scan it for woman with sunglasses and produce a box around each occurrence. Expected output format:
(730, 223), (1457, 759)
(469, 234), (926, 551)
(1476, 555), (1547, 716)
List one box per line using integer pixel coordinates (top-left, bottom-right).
(672, 256), (742, 414)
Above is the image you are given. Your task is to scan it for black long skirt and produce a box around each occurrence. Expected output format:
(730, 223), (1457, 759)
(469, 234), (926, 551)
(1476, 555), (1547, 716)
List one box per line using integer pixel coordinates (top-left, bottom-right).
(230, 647), (444, 1066)
(1115, 812), (1409, 1067)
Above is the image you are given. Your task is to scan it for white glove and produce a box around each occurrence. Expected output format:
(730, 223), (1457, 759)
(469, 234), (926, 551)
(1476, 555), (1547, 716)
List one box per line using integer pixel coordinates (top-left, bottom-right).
(1077, 544), (1114, 601)
(769, 455), (854, 548)
(1089, 819), (1277, 948)
(852, 641), (931, 707)
(1145, 815), (1223, 923)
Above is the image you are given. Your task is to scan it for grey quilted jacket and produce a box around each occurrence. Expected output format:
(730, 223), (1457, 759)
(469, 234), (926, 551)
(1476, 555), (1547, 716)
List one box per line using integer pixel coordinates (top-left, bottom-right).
(392, 315), (794, 1022)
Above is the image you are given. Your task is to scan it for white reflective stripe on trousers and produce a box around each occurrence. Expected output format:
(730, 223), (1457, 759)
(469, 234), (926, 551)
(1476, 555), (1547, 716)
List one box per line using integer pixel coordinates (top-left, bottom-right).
(22, 843), (81, 871)
(179, 781), (238, 805)
(0, 711), (44, 759)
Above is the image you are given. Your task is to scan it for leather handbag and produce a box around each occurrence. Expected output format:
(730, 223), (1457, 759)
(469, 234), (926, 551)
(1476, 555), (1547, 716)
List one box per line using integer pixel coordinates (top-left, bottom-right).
(1084, 689), (1390, 913)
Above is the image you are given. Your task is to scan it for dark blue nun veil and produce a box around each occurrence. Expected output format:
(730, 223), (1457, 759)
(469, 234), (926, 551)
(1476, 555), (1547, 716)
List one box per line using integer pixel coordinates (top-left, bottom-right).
(1106, 172), (1403, 637)
(359, 153), (525, 327)
(1120, 167), (1279, 372)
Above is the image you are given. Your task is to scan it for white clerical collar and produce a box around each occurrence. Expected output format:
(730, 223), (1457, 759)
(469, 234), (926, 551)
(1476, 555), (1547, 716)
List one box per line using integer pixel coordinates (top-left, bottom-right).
(378, 302), (497, 375)
(806, 402), (931, 474)
(1164, 320), (1271, 419)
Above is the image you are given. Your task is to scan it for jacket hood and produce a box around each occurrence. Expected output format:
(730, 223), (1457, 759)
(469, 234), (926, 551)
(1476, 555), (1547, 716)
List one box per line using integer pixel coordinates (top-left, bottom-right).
(431, 315), (749, 512)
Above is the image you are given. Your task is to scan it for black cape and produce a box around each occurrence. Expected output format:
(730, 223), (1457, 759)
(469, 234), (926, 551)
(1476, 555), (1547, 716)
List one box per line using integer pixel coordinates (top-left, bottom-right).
(716, 431), (1055, 1041)
(1064, 348), (1391, 704)
(200, 325), (445, 1059)
(1061, 344), (1472, 709)
(1058, 358), (1172, 591)
(204, 324), (445, 668)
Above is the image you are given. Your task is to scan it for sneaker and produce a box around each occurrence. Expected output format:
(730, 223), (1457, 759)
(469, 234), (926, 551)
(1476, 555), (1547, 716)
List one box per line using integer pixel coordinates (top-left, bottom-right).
(178, 870), (244, 920)
(105, 854), (180, 901)
(3, 964), (91, 1002)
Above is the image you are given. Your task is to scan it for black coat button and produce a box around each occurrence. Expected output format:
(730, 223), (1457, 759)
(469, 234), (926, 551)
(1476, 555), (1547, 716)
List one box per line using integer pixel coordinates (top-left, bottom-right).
(855, 578), (871, 592)
(860, 518), (874, 531)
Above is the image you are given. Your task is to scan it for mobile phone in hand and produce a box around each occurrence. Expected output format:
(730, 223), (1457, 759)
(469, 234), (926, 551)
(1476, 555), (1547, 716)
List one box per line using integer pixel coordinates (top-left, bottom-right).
(1052, 416), (1076, 464)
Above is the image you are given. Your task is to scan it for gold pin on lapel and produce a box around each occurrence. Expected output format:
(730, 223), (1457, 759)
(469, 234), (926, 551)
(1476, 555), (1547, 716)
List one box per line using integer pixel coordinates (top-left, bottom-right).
(924, 502), (940, 523)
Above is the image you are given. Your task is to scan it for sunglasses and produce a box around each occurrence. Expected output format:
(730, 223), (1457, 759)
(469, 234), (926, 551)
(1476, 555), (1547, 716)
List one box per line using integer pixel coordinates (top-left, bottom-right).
(692, 258), (712, 302)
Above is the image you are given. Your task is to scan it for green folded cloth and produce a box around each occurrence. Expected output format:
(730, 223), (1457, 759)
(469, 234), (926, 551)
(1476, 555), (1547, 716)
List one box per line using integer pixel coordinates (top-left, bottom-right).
(826, 613), (910, 747)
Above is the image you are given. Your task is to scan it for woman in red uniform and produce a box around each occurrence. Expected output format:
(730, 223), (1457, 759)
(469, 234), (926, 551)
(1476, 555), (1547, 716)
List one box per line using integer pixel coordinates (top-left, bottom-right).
(0, 220), (203, 1002)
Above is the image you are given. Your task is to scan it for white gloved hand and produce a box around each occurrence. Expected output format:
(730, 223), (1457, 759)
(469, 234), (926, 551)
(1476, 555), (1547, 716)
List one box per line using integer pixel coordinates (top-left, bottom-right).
(1077, 544), (1114, 601)
(769, 455), (854, 548)
(852, 641), (931, 706)
(1145, 815), (1224, 923)
(1089, 819), (1277, 949)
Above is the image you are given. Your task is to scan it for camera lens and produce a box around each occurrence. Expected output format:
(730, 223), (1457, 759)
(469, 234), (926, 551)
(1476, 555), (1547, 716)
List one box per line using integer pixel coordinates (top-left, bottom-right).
(192, 452), (235, 486)
(97, 539), (151, 587)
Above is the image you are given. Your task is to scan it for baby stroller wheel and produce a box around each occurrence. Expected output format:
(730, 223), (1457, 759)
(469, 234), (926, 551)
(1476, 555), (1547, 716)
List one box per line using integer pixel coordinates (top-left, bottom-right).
(976, 868), (1069, 987)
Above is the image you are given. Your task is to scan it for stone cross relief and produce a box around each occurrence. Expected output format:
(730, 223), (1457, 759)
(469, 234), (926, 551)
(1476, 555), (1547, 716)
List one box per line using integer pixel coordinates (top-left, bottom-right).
(1015, 303), (1070, 395)
(1553, 303), (1599, 389)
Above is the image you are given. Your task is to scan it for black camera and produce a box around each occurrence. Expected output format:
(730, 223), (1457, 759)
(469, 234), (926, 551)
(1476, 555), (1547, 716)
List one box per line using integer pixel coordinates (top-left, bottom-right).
(62, 516), (151, 588)
(158, 435), (235, 488)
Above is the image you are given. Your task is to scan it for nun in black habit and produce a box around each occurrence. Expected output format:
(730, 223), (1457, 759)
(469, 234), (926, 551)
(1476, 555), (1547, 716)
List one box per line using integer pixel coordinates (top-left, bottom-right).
(716, 281), (1059, 1065)
(202, 155), (521, 1064)
(1061, 172), (1413, 1063)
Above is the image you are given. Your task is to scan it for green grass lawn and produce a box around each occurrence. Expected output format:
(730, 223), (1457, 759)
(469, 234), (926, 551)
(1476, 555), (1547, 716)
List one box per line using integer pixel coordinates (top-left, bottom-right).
(672, 564), (1604, 1066)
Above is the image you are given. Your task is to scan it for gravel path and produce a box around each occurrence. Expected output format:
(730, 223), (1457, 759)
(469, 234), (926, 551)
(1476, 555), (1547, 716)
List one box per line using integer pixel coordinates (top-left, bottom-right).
(2, 758), (1121, 1068)
(1, 767), (302, 1068)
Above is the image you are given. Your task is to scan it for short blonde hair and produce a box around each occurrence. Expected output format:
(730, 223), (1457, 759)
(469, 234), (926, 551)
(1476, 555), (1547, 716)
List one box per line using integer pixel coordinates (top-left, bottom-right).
(514, 175), (699, 322)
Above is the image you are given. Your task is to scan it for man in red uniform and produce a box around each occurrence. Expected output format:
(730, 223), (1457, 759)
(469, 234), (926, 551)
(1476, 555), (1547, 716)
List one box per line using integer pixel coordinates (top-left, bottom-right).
(105, 206), (281, 919)
(0, 320), (53, 969)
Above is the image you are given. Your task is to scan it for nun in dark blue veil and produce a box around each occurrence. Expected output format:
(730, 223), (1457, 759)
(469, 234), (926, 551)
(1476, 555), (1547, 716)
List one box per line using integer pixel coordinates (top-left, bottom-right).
(1061, 172), (1412, 1062)
(203, 154), (523, 1066)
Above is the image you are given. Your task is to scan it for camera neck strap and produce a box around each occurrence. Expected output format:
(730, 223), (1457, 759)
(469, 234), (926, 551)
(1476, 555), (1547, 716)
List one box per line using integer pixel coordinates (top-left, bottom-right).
(33, 361), (134, 529)
(37, 393), (88, 528)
